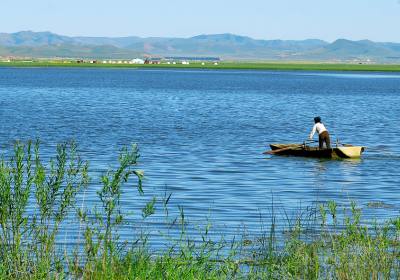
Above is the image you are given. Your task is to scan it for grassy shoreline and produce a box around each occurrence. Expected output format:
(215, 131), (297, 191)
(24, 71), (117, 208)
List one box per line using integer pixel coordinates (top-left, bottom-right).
(2, 60), (400, 72)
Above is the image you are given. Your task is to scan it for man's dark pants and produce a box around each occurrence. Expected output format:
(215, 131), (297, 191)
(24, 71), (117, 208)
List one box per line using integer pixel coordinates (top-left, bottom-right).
(319, 131), (331, 149)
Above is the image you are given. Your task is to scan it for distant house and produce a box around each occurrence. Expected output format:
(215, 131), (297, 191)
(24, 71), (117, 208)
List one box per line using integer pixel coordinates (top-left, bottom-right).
(181, 61), (190, 65)
(165, 56), (220, 62)
(130, 58), (145, 64)
(144, 58), (161, 64)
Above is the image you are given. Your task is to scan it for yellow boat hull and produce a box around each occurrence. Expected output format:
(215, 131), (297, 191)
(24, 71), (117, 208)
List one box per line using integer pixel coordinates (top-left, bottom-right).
(268, 144), (365, 159)
(335, 146), (365, 158)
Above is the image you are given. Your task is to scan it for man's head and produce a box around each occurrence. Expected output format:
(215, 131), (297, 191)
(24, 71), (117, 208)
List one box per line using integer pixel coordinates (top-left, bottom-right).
(314, 116), (321, 123)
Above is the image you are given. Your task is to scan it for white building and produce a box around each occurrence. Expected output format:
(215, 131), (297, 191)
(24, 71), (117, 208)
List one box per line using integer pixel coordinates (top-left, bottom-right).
(130, 58), (145, 64)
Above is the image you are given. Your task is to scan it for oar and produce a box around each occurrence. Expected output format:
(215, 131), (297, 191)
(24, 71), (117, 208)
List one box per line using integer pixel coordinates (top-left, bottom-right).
(263, 142), (305, 155)
(263, 145), (301, 155)
(263, 140), (317, 155)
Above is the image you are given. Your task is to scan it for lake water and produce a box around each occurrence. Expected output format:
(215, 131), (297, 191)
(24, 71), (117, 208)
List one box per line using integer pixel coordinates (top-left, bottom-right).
(0, 67), (399, 246)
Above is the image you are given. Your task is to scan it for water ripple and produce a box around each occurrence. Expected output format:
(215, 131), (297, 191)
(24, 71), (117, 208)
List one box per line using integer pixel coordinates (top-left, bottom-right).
(0, 67), (399, 246)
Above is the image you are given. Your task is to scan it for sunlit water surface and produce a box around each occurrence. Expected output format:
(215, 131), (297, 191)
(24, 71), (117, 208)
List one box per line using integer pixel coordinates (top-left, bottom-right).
(0, 67), (399, 248)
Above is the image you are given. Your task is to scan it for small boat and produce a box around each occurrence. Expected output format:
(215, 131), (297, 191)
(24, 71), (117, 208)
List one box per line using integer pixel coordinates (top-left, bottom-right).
(266, 143), (365, 159)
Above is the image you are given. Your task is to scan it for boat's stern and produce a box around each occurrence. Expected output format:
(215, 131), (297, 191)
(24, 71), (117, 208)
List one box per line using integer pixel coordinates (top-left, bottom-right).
(335, 146), (365, 158)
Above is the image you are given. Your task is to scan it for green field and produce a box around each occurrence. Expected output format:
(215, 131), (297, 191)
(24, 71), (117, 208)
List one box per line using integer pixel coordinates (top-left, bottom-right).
(2, 60), (400, 72)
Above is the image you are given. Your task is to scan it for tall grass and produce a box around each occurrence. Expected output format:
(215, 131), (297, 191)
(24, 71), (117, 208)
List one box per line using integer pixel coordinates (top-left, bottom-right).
(0, 141), (399, 279)
(0, 140), (89, 278)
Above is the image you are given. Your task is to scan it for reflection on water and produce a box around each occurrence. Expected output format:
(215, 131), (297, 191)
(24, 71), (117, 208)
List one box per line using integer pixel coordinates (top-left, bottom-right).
(0, 67), (399, 246)
(302, 72), (400, 79)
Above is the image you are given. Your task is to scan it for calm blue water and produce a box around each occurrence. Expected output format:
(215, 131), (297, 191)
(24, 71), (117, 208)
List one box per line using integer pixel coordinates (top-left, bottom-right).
(0, 67), (399, 246)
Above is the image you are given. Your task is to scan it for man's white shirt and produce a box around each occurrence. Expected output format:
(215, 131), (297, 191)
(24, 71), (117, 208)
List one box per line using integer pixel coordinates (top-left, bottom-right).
(309, 123), (327, 139)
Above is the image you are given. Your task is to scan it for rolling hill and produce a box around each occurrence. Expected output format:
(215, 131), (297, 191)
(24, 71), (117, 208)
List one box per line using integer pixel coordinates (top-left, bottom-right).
(1, 31), (400, 62)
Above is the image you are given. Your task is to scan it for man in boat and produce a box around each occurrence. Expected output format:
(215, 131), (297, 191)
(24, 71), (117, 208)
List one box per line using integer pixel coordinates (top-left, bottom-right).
(309, 116), (331, 149)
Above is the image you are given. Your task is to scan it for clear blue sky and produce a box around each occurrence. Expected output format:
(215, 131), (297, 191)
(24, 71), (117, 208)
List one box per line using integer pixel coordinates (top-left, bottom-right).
(2, 0), (400, 42)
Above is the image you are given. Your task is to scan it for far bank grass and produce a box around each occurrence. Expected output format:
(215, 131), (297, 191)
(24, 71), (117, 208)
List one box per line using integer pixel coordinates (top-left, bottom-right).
(2, 60), (400, 72)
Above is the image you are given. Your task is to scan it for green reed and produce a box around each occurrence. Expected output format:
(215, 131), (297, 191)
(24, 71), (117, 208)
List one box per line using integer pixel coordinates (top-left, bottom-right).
(0, 140), (89, 278)
(0, 140), (399, 279)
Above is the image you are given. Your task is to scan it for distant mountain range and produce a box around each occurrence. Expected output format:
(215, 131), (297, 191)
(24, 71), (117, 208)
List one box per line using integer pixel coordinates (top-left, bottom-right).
(1, 31), (400, 62)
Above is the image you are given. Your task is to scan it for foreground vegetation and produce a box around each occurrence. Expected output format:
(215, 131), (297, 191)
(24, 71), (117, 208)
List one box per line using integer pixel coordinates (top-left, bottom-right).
(0, 141), (399, 279)
(2, 60), (400, 72)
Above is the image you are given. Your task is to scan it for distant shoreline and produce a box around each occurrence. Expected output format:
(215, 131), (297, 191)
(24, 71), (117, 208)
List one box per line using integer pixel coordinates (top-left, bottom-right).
(1, 61), (400, 72)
